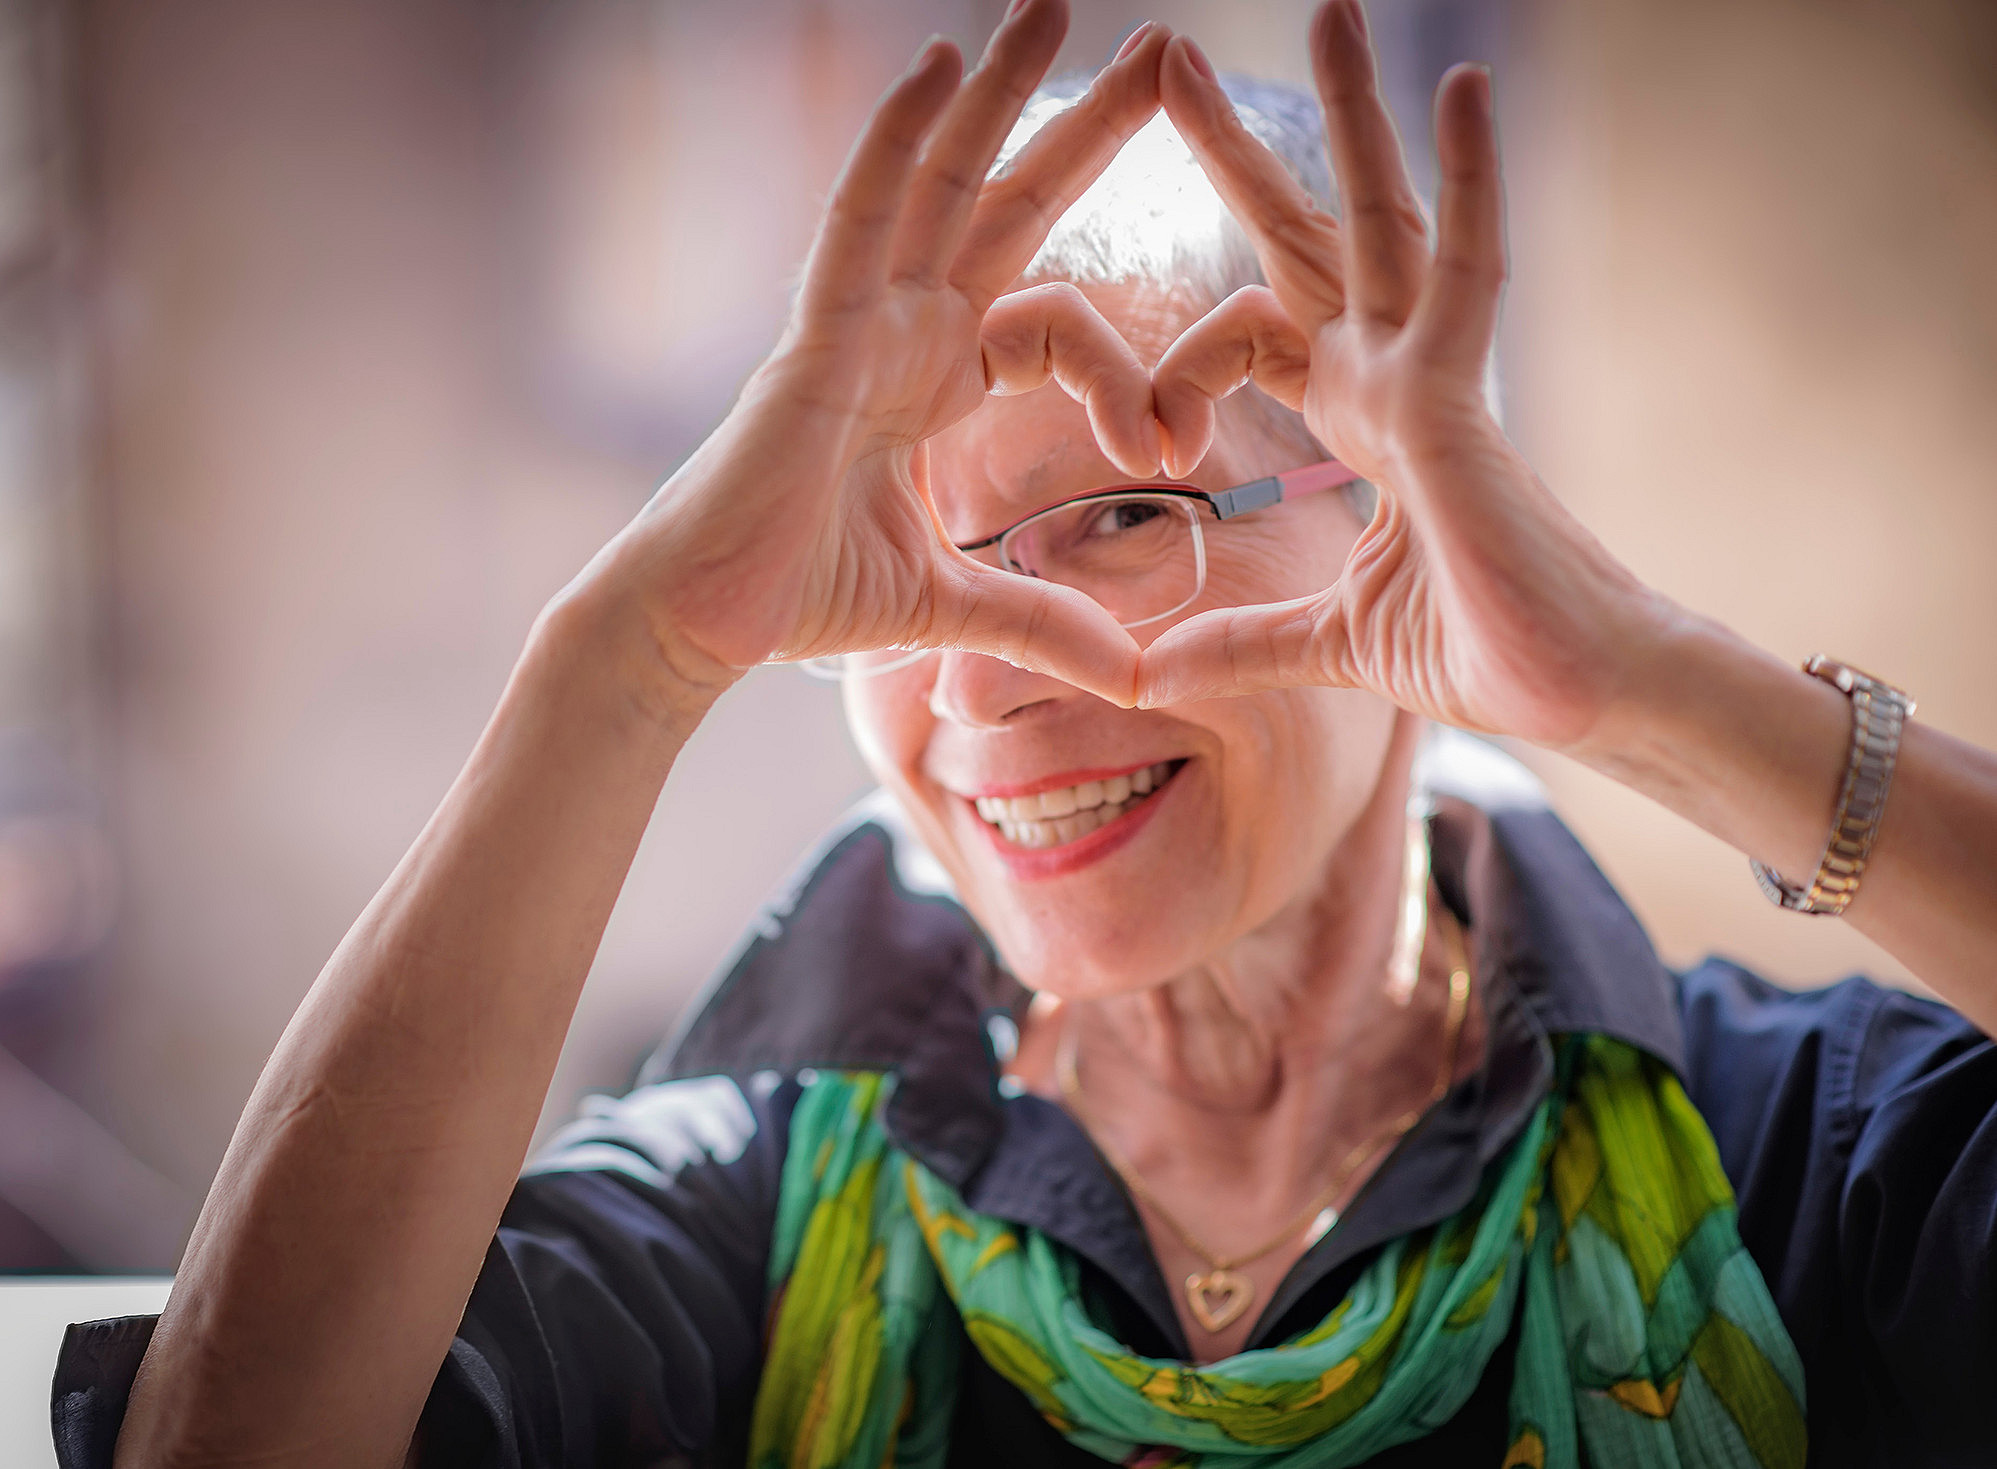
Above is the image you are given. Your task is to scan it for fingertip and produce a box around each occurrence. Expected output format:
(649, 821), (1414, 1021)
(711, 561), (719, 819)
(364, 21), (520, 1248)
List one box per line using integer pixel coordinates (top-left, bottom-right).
(1180, 36), (1217, 84)
(1112, 20), (1172, 97)
(1112, 19), (1156, 62)
(1438, 62), (1493, 121)
(902, 35), (964, 100)
(1433, 63), (1497, 168)
(912, 34), (957, 70)
(1306, 2), (1340, 58)
(1309, 0), (1369, 87)
(1131, 656), (1199, 710)
(1103, 431), (1160, 481)
(1000, 0), (1063, 27)
(1157, 40), (1205, 118)
(1153, 391), (1213, 479)
(989, 0), (1067, 68)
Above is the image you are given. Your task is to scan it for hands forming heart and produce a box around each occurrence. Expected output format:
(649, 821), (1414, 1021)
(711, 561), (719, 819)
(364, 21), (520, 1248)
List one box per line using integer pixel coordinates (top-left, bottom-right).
(620, 0), (1659, 756)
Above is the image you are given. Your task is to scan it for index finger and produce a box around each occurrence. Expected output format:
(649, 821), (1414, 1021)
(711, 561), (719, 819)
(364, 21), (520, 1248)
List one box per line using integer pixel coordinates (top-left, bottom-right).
(1157, 35), (1345, 330)
(796, 39), (964, 320)
(945, 22), (1171, 309)
(889, 0), (1070, 286)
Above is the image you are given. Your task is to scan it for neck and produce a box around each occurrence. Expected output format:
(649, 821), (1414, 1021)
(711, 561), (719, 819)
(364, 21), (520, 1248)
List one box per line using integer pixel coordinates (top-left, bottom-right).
(1078, 717), (1434, 1123)
(1017, 716), (1486, 1239)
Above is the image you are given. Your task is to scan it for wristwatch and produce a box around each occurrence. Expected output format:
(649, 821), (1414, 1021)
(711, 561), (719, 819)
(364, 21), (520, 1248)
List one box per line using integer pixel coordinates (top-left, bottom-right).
(1750, 655), (1916, 916)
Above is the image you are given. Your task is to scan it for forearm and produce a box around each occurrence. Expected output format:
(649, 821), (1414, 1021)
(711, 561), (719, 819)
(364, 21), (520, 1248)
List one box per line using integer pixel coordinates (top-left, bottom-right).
(116, 584), (723, 1469)
(1567, 604), (1997, 1030)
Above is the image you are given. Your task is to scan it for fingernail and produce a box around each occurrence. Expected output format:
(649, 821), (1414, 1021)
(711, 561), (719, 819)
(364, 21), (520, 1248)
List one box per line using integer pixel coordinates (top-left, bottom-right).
(1346, 0), (1373, 42)
(1113, 20), (1156, 62)
(1182, 36), (1217, 83)
(1007, 0), (1030, 16)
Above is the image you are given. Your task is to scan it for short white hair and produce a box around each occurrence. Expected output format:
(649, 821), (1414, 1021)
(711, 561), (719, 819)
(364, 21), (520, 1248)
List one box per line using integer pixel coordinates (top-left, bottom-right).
(998, 72), (1335, 311)
(994, 71), (1495, 492)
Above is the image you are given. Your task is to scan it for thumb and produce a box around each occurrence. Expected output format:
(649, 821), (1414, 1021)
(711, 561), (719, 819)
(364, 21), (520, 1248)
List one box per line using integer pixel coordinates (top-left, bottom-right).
(928, 556), (1142, 706)
(1133, 592), (1349, 706)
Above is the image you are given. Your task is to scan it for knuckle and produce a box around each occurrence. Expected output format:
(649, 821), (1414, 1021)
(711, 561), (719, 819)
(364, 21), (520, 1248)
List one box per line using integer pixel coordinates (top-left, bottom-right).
(1264, 207), (1340, 264)
(922, 155), (984, 204)
(982, 65), (1038, 114)
(1436, 248), (1506, 287)
(1233, 283), (1284, 315)
(1036, 279), (1088, 315)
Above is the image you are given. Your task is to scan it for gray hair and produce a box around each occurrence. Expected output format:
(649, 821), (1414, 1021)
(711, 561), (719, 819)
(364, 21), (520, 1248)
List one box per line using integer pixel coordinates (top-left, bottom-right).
(999, 72), (1334, 311)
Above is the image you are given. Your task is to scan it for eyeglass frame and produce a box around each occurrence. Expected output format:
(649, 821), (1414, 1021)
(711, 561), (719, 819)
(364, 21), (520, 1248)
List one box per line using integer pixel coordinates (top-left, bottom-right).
(952, 457), (1364, 562)
(797, 457), (1368, 679)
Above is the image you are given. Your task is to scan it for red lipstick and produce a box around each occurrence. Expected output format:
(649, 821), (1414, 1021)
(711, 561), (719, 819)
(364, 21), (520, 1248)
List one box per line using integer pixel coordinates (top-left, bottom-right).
(971, 761), (1184, 881)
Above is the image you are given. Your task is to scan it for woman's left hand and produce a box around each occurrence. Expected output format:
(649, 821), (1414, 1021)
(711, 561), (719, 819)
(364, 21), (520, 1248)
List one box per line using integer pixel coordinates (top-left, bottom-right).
(1136, 0), (1660, 752)
(1140, 0), (1997, 1018)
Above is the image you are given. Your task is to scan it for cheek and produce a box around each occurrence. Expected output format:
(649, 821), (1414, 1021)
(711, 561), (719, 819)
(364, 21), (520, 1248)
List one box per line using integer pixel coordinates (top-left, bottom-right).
(1200, 503), (1360, 608)
(1209, 688), (1399, 912)
(840, 669), (934, 787)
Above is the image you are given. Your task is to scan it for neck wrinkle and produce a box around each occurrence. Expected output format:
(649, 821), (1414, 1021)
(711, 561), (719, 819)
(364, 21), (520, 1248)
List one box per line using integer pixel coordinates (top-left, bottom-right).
(1074, 716), (1453, 1188)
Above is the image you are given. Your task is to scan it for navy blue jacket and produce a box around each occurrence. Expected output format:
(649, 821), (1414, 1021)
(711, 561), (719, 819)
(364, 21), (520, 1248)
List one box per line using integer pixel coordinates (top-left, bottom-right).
(52, 739), (1997, 1466)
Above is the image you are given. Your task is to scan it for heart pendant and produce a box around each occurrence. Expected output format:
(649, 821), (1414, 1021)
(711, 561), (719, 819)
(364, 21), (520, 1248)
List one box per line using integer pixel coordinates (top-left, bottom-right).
(1186, 1269), (1253, 1332)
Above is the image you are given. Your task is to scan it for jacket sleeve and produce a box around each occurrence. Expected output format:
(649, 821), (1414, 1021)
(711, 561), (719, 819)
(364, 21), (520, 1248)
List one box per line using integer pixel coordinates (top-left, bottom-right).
(1677, 960), (1997, 1465)
(52, 1071), (796, 1469)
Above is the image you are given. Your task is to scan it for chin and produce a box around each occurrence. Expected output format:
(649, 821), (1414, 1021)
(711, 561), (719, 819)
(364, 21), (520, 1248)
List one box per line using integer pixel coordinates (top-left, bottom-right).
(918, 759), (1213, 980)
(984, 909), (1202, 999)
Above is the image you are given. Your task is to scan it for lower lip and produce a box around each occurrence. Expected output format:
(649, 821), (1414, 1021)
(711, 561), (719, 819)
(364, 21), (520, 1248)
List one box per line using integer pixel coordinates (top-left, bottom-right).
(972, 767), (1181, 881)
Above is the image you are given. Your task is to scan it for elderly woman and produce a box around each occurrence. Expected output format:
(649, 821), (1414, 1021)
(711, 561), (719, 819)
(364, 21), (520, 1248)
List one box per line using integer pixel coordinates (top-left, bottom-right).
(58, 3), (1997, 1467)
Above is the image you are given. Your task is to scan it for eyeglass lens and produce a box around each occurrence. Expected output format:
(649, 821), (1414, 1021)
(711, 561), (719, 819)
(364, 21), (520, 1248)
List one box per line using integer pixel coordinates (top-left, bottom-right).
(802, 493), (1210, 680)
(998, 493), (1206, 630)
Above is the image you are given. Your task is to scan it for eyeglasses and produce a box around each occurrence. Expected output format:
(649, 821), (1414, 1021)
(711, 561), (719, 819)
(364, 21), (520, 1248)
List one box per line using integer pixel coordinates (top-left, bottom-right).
(800, 458), (1368, 680)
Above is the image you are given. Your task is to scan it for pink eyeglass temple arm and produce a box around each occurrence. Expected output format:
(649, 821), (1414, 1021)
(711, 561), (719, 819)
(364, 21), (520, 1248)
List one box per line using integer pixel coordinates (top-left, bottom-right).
(1207, 458), (1364, 519)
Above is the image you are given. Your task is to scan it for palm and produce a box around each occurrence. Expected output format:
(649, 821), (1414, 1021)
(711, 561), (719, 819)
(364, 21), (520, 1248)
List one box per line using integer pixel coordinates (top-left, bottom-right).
(756, 293), (992, 659)
(1312, 321), (1635, 745)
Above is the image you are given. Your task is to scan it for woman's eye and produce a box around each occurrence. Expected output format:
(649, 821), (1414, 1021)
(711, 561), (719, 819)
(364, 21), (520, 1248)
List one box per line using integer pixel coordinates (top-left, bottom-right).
(1087, 502), (1164, 536)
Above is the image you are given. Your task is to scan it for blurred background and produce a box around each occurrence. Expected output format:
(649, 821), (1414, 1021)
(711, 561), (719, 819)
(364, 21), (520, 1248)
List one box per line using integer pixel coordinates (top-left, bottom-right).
(0, 0), (1990, 1272)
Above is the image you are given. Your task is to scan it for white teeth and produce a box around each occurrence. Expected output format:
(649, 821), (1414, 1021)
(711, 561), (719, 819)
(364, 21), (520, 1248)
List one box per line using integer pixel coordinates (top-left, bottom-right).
(969, 762), (1179, 850)
(1037, 785), (1078, 818)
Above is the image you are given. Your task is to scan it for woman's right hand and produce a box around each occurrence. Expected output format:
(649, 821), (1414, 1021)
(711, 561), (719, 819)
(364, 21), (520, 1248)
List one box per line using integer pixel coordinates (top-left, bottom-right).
(591, 0), (1171, 714)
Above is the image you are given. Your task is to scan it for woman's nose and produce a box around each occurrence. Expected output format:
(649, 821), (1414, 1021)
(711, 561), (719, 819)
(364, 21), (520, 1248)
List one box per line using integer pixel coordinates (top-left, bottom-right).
(926, 649), (1076, 728)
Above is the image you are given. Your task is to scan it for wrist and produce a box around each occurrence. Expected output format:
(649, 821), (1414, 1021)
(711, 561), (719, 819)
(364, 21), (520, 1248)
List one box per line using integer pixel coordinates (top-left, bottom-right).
(527, 571), (738, 748)
(1559, 609), (1853, 877)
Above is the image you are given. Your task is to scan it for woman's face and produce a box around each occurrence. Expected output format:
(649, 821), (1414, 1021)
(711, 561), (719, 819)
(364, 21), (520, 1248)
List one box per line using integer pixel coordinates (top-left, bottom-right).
(841, 284), (1400, 998)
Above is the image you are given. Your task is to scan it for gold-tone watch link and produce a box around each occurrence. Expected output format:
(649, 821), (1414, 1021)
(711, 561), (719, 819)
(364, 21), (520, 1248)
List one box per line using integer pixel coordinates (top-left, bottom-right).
(1750, 655), (1915, 917)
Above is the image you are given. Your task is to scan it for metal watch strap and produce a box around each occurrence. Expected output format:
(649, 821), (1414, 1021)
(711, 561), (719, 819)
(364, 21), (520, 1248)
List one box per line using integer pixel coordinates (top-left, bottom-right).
(1750, 655), (1916, 916)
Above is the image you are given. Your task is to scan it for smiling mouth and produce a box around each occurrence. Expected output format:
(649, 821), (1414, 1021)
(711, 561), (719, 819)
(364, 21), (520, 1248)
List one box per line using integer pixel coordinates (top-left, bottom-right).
(971, 760), (1186, 849)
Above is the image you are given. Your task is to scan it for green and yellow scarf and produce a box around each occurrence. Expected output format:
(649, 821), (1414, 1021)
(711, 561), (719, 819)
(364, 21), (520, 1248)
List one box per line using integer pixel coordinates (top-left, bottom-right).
(747, 1036), (1805, 1469)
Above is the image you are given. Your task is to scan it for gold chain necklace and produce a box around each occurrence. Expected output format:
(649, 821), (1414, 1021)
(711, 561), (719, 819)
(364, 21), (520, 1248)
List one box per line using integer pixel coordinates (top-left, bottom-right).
(1055, 901), (1472, 1337)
